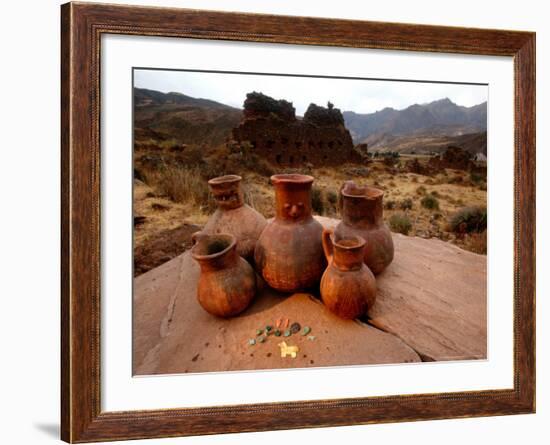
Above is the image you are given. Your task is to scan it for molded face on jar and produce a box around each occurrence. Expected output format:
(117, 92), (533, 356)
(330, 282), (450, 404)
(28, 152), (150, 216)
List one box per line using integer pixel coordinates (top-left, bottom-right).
(254, 173), (325, 292)
(202, 174), (268, 260)
(208, 175), (244, 210)
(271, 174), (314, 222)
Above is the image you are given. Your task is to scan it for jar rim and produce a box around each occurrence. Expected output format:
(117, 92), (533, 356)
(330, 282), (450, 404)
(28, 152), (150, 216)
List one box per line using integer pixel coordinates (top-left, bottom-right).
(270, 173), (314, 185)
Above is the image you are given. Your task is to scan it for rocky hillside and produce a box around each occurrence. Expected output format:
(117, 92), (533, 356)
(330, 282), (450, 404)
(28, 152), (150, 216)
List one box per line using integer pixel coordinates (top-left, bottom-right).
(365, 130), (487, 156)
(343, 98), (487, 147)
(134, 87), (242, 147)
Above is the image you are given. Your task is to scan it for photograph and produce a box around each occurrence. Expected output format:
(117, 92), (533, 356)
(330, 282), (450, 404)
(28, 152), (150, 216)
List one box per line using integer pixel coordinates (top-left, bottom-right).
(132, 68), (488, 375)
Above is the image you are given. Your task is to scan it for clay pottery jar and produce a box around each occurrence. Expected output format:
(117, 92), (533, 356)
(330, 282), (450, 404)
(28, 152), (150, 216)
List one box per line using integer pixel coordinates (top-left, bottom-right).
(320, 229), (377, 319)
(335, 180), (394, 274)
(191, 232), (256, 318)
(254, 174), (326, 292)
(202, 175), (267, 261)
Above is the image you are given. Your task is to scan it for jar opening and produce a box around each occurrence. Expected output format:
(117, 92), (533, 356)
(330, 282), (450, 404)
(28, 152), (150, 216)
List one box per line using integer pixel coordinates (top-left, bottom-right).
(341, 181), (384, 200)
(192, 234), (235, 259)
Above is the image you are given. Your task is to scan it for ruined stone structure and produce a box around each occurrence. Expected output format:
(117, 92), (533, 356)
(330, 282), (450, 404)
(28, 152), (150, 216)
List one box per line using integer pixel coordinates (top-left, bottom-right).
(231, 92), (362, 167)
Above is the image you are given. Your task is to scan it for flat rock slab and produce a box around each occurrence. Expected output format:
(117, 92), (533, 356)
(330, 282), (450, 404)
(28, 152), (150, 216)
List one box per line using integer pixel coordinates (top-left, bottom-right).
(369, 234), (487, 361)
(134, 217), (486, 375)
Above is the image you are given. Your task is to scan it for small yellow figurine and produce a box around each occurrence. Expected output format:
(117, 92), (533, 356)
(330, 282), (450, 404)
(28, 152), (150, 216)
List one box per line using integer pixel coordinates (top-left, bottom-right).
(278, 341), (299, 358)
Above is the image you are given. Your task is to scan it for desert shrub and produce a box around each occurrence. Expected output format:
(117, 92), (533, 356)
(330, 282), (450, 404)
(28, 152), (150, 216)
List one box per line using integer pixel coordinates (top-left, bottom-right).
(470, 170), (487, 184)
(242, 183), (262, 210)
(383, 156), (397, 166)
(389, 213), (412, 235)
(464, 230), (487, 254)
(399, 198), (413, 210)
(449, 175), (464, 184)
(448, 206), (487, 233)
(326, 190), (338, 205)
(242, 153), (275, 177)
(421, 194), (440, 210)
(416, 185), (427, 195)
(384, 200), (396, 210)
(134, 168), (145, 182)
(311, 186), (325, 215)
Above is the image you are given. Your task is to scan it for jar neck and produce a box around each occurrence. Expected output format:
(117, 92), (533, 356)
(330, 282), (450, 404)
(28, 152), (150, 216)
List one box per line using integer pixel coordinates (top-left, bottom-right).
(197, 247), (238, 271)
(209, 176), (245, 210)
(332, 246), (365, 271)
(341, 194), (383, 227)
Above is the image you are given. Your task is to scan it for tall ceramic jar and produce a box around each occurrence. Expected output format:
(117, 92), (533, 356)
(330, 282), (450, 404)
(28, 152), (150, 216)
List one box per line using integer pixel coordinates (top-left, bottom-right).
(320, 229), (376, 319)
(334, 180), (394, 274)
(191, 232), (256, 318)
(202, 175), (267, 261)
(254, 174), (325, 292)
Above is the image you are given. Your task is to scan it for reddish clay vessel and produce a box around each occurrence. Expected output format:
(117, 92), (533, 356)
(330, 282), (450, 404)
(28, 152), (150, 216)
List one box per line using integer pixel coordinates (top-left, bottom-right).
(202, 175), (267, 260)
(254, 174), (325, 292)
(320, 229), (377, 319)
(191, 232), (256, 318)
(335, 181), (394, 274)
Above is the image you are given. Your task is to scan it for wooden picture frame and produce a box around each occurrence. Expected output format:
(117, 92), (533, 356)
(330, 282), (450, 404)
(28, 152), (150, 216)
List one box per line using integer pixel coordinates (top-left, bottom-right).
(61, 2), (535, 442)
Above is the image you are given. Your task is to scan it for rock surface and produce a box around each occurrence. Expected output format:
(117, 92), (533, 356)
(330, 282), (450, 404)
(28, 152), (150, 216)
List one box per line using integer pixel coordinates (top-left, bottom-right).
(134, 217), (486, 375)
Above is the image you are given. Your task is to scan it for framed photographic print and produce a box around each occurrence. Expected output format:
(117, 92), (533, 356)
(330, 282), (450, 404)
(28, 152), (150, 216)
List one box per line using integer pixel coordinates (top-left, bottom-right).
(61, 2), (535, 442)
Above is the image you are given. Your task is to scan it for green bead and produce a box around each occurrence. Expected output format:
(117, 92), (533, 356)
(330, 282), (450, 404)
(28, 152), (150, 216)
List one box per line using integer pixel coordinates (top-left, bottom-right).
(265, 325), (273, 332)
(302, 326), (311, 336)
(283, 330), (291, 337)
(274, 330), (281, 337)
(258, 336), (266, 343)
(256, 329), (263, 336)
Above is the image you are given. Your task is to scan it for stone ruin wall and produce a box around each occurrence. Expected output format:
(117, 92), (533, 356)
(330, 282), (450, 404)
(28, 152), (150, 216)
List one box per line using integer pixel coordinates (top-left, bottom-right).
(230, 92), (363, 167)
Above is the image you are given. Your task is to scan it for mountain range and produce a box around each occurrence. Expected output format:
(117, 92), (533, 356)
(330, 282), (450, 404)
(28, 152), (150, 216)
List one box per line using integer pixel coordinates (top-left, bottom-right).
(134, 88), (487, 155)
(343, 98), (486, 152)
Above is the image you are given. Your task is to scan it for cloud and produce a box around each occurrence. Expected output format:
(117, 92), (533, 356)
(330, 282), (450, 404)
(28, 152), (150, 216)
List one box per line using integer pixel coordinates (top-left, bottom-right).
(134, 69), (487, 115)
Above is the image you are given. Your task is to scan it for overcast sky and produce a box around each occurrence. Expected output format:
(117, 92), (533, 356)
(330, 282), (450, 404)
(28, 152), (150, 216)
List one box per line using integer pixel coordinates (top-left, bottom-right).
(134, 69), (488, 115)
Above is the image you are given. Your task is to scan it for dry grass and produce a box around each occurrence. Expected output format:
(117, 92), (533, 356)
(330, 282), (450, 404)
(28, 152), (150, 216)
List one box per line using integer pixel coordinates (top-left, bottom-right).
(142, 164), (215, 212)
(134, 153), (487, 255)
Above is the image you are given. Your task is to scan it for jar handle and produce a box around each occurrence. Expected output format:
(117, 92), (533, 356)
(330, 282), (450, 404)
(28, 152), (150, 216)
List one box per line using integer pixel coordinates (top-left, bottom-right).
(191, 231), (206, 245)
(322, 229), (334, 263)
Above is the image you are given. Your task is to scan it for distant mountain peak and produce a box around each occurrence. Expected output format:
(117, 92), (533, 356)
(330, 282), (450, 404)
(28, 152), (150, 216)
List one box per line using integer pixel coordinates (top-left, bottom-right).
(342, 97), (486, 144)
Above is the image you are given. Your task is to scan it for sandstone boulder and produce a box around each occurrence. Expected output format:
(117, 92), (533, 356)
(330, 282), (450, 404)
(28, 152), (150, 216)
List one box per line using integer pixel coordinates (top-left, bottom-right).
(133, 217), (486, 375)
